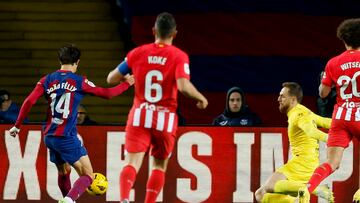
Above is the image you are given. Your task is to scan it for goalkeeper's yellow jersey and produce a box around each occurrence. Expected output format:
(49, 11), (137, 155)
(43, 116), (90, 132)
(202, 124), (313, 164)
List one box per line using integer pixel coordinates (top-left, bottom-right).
(287, 104), (331, 157)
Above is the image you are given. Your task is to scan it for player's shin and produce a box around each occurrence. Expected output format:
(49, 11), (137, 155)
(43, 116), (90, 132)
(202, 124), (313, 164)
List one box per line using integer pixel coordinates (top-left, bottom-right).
(262, 193), (296, 203)
(120, 165), (137, 200)
(307, 163), (333, 193)
(274, 180), (305, 196)
(67, 175), (92, 201)
(145, 169), (165, 203)
(58, 172), (71, 197)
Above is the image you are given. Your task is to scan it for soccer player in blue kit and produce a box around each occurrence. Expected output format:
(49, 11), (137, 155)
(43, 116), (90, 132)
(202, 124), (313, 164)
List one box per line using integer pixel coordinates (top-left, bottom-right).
(9, 44), (134, 203)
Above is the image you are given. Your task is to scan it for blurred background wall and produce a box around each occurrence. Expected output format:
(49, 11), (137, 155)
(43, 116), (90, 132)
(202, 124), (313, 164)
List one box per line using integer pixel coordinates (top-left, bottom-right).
(1, 0), (359, 126)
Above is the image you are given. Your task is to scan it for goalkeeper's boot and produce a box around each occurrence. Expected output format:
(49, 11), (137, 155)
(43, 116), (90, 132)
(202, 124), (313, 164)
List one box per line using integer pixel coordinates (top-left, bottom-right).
(313, 184), (334, 203)
(353, 189), (360, 203)
(298, 186), (310, 203)
(58, 197), (74, 203)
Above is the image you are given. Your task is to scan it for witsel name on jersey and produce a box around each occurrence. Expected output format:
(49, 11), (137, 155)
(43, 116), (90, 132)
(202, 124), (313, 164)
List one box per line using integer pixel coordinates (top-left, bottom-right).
(148, 56), (167, 65)
(46, 82), (77, 94)
(340, 61), (360, 70)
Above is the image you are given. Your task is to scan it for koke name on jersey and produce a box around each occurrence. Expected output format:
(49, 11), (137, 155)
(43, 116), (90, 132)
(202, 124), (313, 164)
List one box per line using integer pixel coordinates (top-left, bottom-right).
(148, 56), (167, 65)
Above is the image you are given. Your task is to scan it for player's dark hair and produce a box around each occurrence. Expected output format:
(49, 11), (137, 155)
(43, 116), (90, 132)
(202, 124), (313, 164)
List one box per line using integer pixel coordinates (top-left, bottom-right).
(155, 12), (176, 39)
(337, 18), (360, 49)
(282, 82), (303, 103)
(58, 44), (81, 65)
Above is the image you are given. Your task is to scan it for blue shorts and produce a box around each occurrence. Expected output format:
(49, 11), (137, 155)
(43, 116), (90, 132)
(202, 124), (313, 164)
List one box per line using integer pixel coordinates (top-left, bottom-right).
(44, 135), (87, 165)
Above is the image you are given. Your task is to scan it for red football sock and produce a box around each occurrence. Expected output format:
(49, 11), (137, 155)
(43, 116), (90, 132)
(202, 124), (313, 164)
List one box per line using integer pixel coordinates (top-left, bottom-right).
(145, 169), (165, 203)
(67, 175), (92, 201)
(307, 162), (333, 193)
(120, 165), (137, 200)
(58, 172), (71, 197)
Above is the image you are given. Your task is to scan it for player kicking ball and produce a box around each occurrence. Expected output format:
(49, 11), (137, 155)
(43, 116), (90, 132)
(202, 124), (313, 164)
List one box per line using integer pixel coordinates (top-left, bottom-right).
(9, 44), (134, 203)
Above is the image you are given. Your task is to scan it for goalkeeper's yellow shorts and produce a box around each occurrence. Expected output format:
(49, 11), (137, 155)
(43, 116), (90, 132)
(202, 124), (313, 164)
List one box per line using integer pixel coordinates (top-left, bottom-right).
(276, 154), (319, 183)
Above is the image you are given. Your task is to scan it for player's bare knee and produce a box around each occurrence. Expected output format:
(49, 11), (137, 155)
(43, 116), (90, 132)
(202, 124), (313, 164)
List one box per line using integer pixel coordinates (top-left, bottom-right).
(152, 157), (168, 171)
(127, 161), (142, 172)
(75, 165), (94, 179)
(65, 164), (71, 172)
(254, 187), (265, 202)
(81, 170), (94, 180)
(327, 160), (340, 171)
(151, 162), (167, 171)
(152, 165), (167, 171)
(328, 162), (340, 171)
(57, 170), (67, 176)
(263, 184), (275, 193)
(56, 163), (71, 175)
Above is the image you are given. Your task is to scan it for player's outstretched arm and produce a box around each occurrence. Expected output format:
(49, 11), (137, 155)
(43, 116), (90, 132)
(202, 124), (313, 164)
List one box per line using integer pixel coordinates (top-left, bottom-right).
(177, 78), (208, 109)
(107, 68), (124, 85)
(298, 116), (328, 142)
(107, 61), (131, 85)
(313, 114), (332, 129)
(83, 75), (134, 99)
(9, 84), (44, 137)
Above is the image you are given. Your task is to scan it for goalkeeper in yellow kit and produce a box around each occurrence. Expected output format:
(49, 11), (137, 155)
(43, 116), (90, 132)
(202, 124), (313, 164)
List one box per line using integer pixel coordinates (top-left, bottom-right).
(255, 82), (334, 203)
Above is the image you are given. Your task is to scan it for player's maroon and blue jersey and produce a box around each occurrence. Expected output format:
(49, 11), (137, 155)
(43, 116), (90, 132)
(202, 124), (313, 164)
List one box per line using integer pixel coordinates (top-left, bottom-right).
(42, 70), (88, 137)
(14, 69), (130, 164)
(15, 69), (130, 137)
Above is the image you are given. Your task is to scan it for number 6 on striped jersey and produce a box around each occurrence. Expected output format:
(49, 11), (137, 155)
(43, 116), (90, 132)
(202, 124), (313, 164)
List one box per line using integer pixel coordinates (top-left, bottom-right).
(145, 70), (163, 103)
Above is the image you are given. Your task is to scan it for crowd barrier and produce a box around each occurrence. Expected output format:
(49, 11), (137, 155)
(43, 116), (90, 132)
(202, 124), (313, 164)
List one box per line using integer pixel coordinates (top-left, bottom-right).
(0, 125), (358, 203)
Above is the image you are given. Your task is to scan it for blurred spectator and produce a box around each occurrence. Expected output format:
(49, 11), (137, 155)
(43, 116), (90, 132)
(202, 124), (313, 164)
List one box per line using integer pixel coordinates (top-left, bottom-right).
(317, 71), (336, 117)
(213, 86), (261, 126)
(77, 104), (98, 125)
(0, 90), (28, 124)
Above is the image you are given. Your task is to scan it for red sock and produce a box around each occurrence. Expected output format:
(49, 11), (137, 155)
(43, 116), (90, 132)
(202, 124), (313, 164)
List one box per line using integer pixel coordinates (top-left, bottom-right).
(145, 169), (165, 203)
(120, 165), (137, 200)
(307, 162), (333, 193)
(67, 175), (92, 201)
(58, 173), (71, 197)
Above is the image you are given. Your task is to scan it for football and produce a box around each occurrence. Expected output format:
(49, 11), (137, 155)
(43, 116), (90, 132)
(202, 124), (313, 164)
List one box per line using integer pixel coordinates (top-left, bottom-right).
(86, 172), (108, 196)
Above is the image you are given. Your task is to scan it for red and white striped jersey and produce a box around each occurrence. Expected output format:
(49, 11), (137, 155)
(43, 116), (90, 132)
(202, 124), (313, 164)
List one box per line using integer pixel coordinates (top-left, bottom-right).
(322, 50), (360, 121)
(125, 43), (189, 131)
(130, 108), (177, 132)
